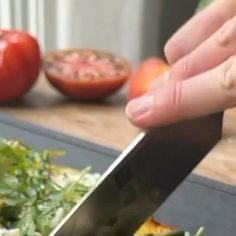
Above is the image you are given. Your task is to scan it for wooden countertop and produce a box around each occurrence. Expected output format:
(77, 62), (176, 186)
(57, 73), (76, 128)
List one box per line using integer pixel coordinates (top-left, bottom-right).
(1, 75), (236, 186)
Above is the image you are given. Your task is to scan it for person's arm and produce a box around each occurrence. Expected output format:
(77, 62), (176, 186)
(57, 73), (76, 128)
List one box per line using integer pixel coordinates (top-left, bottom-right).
(126, 0), (236, 127)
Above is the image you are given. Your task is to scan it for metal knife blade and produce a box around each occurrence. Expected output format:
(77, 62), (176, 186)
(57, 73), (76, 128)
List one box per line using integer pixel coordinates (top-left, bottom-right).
(52, 113), (223, 236)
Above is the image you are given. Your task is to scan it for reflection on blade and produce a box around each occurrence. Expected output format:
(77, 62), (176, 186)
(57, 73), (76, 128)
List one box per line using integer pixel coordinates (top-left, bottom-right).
(52, 113), (223, 236)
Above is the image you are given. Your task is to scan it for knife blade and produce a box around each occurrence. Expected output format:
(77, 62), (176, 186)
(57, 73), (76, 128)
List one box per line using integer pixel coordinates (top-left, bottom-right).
(51, 112), (223, 236)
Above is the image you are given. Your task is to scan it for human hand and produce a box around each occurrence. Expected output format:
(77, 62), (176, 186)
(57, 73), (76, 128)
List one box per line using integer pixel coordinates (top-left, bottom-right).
(126, 0), (236, 127)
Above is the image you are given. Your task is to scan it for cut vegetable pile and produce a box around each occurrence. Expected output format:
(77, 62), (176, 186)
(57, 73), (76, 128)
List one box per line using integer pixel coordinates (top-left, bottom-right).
(0, 138), (204, 236)
(0, 138), (99, 236)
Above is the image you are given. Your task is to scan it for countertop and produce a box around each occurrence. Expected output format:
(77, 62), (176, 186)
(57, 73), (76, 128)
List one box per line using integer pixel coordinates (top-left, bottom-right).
(1, 75), (236, 186)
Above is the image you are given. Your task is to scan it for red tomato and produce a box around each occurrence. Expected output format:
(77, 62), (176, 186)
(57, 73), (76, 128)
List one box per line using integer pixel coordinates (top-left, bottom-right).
(127, 57), (169, 101)
(43, 49), (131, 101)
(0, 29), (41, 102)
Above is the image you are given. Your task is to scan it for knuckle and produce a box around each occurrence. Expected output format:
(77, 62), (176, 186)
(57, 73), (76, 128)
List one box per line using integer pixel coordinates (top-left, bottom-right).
(216, 16), (236, 48)
(221, 56), (236, 102)
(156, 81), (183, 114)
(170, 56), (191, 79)
(170, 81), (183, 110)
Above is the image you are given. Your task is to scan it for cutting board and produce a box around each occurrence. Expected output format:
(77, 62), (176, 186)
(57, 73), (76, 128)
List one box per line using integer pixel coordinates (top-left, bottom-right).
(0, 112), (235, 235)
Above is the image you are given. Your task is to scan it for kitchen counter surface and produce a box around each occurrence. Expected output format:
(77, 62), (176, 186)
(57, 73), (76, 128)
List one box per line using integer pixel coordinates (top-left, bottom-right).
(1, 76), (236, 186)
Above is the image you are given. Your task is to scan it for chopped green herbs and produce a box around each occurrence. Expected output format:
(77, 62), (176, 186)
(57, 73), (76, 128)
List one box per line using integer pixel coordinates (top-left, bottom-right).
(147, 227), (204, 236)
(0, 138), (97, 236)
(0, 138), (205, 236)
(196, 0), (215, 12)
(194, 227), (205, 236)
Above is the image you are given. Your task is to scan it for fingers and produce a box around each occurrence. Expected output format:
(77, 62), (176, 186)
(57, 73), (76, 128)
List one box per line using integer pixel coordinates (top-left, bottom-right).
(165, 0), (236, 64)
(168, 14), (236, 80)
(126, 56), (236, 128)
(126, 0), (236, 128)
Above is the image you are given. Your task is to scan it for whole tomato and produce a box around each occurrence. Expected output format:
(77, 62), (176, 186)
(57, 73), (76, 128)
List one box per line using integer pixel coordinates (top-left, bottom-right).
(0, 29), (41, 102)
(127, 57), (169, 101)
(43, 49), (131, 101)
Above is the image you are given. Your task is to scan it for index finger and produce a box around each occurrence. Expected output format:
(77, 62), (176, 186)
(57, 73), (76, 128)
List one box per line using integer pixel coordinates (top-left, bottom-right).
(168, 14), (236, 81)
(164, 0), (236, 64)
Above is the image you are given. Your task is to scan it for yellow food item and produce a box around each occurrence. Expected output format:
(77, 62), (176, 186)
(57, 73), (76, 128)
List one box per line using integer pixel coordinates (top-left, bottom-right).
(135, 218), (172, 236)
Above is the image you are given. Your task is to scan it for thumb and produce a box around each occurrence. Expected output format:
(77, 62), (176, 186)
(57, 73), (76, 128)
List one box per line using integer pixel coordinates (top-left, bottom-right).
(125, 79), (183, 127)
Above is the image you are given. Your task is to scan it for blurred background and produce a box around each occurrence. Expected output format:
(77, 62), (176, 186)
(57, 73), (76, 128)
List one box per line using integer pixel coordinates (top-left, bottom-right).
(0, 0), (198, 66)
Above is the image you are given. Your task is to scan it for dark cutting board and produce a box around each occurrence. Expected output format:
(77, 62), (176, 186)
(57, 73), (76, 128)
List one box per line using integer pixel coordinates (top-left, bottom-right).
(0, 112), (235, 236)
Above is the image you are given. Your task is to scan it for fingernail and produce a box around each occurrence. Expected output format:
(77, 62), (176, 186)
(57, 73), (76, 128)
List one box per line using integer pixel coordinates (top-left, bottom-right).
(126, 95), (154, 119)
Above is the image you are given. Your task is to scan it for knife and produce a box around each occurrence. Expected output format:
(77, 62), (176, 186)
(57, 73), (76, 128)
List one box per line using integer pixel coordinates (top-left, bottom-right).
(51, 112), (223, 236)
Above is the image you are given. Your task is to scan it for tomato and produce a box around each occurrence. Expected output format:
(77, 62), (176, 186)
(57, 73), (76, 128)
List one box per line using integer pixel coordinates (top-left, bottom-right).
(43, 49), (131, 101)
(127, 57), (169, 101)
(0, 29), (41, 102)
(43, 49), (130, 101)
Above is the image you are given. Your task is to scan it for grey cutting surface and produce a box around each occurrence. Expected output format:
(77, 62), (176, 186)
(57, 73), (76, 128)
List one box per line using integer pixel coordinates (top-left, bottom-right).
(0, 112), (235, 236)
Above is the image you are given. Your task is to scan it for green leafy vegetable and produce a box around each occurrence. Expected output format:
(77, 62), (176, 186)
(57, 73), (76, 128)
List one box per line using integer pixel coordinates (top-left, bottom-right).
(0, 137), (205, 236)
(145, 227), (204, 236)
(155, 231), (186, 236)
(0, 138), (96, 236)
(194, 227), (205, 236)
(196, 0), (215, 12)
